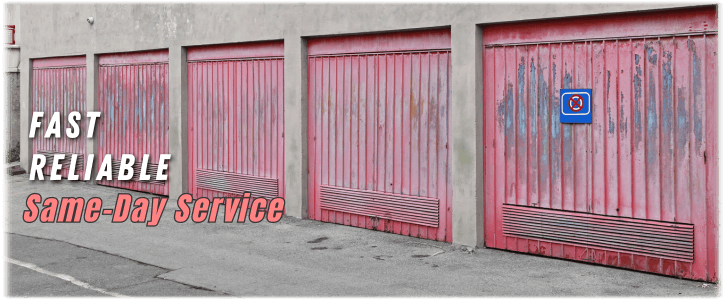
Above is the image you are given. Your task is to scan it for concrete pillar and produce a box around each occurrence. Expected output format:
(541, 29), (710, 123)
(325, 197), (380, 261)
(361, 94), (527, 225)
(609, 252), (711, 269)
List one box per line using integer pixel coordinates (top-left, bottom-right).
(450, 23), (484, 248)
(283, 35), (308, 218)
(168, 45), (188, 199)
(85, 54), (99, 183)
(19, 57), (31, 171)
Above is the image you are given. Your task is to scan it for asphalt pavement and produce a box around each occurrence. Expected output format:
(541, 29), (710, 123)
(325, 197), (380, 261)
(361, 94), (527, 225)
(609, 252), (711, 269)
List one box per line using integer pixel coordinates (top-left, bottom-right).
(7, 233), (225, 297)
(5, 173), (720, 296)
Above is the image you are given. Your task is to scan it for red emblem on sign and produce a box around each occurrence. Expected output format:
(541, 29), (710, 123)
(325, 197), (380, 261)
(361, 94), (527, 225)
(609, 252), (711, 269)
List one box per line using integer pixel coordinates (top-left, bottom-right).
(568, 94), (584, 112)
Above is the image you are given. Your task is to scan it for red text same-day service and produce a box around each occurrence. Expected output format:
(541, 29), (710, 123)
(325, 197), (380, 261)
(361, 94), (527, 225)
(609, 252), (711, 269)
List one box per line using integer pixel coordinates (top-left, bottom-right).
(23, 193), (285, 225)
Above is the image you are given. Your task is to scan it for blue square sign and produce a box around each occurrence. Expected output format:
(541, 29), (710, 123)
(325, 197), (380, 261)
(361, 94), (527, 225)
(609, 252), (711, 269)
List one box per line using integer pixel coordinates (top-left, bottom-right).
(560, 89), (592, 124)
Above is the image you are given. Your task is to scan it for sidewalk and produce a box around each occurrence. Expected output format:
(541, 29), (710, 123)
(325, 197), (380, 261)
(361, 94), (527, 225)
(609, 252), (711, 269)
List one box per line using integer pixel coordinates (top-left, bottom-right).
(6, 174), (719, 296)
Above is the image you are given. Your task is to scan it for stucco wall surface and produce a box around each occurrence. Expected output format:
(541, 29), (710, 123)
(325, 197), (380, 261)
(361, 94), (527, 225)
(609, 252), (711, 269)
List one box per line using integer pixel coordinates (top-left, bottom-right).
(16, 4), (699, 58)
(6, 72), (20, 162)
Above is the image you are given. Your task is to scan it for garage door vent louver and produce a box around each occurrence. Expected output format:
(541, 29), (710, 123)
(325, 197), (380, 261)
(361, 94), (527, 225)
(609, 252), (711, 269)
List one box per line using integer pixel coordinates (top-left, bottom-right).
(319, 185), (440, 228)
(109, 159), (166, 185)
(195, 169), (279, 200)
(502, 205), (695, 261)
(37, 151), (84, 170)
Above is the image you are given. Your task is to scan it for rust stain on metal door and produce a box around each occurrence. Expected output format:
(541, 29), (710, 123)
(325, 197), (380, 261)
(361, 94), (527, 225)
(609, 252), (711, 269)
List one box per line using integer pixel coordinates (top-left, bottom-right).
(307, 29), (453, 242)
(483, 7), (718, 282)
(97, 50), (169, 195)
(187, 41), (285, 200)
(32, 56), (86, 179)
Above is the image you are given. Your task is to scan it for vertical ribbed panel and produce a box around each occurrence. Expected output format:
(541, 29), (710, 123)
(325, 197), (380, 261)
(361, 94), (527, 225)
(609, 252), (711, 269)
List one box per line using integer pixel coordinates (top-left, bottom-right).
(187, 57), (285, 200)
(308, 44), (453, 242)
(97, 54), (169, 195)
(484, 7), (717, 282)
(32, 61), (86, 179)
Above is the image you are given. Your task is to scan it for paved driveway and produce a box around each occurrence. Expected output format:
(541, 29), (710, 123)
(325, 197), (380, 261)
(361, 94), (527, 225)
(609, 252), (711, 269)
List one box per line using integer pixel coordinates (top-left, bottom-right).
(5, 174), (719, 296)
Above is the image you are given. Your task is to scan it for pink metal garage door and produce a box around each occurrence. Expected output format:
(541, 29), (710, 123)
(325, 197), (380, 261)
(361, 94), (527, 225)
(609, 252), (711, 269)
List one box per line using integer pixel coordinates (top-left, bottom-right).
(187, 41), (285, 200)
(32, 56), (86, 178)
(307, 29), (453, 242)
(483, 7), (718, 282)
(97, 50), (169, 195)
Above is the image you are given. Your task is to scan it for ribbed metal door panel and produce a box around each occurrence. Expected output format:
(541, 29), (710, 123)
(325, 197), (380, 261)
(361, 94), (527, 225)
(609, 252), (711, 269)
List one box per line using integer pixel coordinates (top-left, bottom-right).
(307, 29), (453, 242)
(483, 7), (718, 282)
(32, 56), (86, 178)
(187, 41), (285, 200)
(97, 50), (169, 195)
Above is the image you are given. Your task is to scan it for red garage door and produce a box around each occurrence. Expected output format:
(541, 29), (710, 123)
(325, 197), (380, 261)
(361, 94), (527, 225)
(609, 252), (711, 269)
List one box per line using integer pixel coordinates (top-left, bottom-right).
(32, 56), (86, 178)
(483, 7), (718, 282)
(187, 41), (285, 200)
(307, 29), (453, 242)
(97, 50), (169, 195)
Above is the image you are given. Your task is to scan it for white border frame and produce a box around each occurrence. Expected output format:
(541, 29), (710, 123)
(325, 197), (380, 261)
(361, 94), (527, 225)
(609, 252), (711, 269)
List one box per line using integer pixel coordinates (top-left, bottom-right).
(561, 92), (591, 116)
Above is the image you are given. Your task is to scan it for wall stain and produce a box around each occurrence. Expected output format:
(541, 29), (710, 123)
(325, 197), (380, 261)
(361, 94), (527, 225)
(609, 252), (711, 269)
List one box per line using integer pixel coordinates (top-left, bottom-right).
(645, 43), (659, 167)
(606, 71), (614, 134)
(562, 68), (572, 163)
(633, 54), (643, 146)
(518, 56), (526, 181)
(150, 86), (156, 126)
(518, 57), (526, 138)
(125, 85), (129, 136)
(537, 62), (549, 175)
(142, 74), (148, 131)
(529, 59), (537, 137)
(661, 50), (674, 158)
(676, 87), (690, 149)
(647, 46), (658, 65)
(563, 70), (572, 90)
(529, 57), (538, 194)
(160, 101), (165, 132)
(551, 62), (560, 140)
(497, 86), (507, 127)
(550, 60), (560, 187)
(689, 40), (703, 149)
(620, 91), (628, 135)
(505, 82), (514, 154)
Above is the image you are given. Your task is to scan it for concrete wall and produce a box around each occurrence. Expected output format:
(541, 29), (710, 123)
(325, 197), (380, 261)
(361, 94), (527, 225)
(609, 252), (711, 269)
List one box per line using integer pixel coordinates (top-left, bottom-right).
(5, 72), (19, 162)
(6, 4), (20, 44)
(15, 3), (703, 247)
(6, 4), (20, 162)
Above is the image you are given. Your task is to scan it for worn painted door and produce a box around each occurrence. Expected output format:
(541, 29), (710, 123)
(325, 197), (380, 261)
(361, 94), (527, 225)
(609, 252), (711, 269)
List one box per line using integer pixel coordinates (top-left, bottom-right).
(187, 41), (285, 200)
(97, 50), (169, 195)
(307, 29), (453, 242)
(32, 56), (86, 178)
(483, 7), (718, 282)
